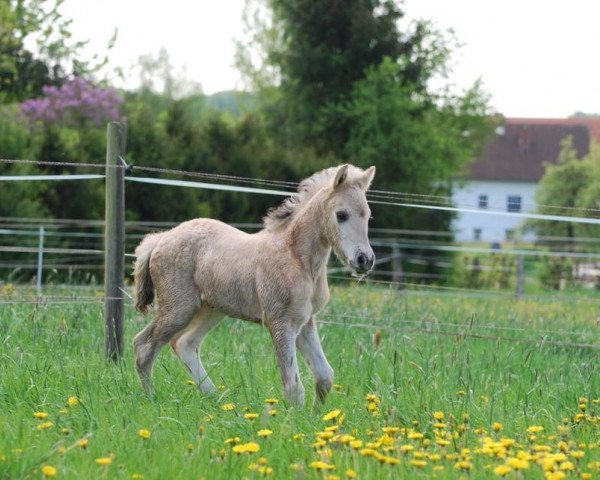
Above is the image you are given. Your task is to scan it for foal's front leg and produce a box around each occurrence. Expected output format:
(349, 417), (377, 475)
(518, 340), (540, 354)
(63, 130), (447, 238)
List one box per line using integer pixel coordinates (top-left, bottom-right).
(268, 321), (305, 407)
(297, 318), (334, 403)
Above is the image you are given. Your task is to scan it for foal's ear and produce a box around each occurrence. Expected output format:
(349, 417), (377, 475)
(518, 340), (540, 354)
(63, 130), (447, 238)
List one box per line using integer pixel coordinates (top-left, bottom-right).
(333, 164), (349, 189)
(359, 165), (376, 190)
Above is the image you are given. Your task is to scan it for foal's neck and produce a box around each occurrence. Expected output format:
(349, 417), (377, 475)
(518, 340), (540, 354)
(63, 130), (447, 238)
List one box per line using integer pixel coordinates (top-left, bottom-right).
(286, 196), (331, 278)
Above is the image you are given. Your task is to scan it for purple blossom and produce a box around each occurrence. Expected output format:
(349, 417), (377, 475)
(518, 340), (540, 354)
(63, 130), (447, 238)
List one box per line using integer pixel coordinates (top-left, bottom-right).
(20, 78), (122, 126)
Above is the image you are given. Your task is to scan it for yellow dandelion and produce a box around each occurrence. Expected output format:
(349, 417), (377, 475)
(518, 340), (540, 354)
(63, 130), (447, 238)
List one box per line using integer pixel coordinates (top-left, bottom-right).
(268, 409), (278, 417)
(384, 456), (400, 465)
(224, 437), (241, 445)
(492, 422), (503, 432)
(41, 465), (57, 477)
(186, 379), (195, 385)
(345, 469), (357, 478)
(318, 431), (335, 440)
(138, 429), (151, 440)
(433, 411), (444, 421)
(222, 403), (235, 411)
(33, 412), (48, 419)
(244, 413), (258, 420)
(454, 460), (472, 471)
(360, 448), (378, 457)
(309, 460), (335, 471)
(57, 447), (66, 455)
(571, 450), (585, 460)
(382, 426), (400, 435)
(245, 442), (260, 453)
(410, 460), (427, 468)
(365, 393), (379, 402)
(559, 461), (575, 471)
(526, 425), (543, 434)
(264, 398), (278, 405)
(349, 440), (363, 449)
(232, 444), (246, 454)
(322, 409), (341, 422)
(258, 466), (273, 475)
(506, 457), (529, 470)
(57, 408), (68, 415)
(37, 421), (54, 430)
(67, 396), (79, 407)
(494, 465), (512, 476)
(258, 429), (273, 438)
(76, 438), (89, 449)
(95, 457), (112, 466)
(60, 428), (70, 435)
(313, 439), (327, 449)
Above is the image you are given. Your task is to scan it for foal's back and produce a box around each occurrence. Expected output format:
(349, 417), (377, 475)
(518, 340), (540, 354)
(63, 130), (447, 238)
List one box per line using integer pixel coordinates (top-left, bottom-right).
(149, 218), (289, 322)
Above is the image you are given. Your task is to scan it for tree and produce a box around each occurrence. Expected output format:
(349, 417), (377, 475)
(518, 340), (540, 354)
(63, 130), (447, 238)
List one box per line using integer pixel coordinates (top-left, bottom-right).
(344, 58), (491, 231)
(525, 137), (595, 247)
(236, 0), (492, 230)
(0, 0), (115, 104)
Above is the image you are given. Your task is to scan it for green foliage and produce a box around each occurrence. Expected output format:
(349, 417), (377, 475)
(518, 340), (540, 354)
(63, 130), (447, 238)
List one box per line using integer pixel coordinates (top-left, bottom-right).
(525, 137), (600, 242)
(237, 0), (493, 244)
(0, 0), (111, 104)
(344, 58), (491, 230)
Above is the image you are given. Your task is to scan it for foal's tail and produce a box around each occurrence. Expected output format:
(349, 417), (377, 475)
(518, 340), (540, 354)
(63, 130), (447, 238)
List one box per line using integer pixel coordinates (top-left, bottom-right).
(133, 233), (162, 314)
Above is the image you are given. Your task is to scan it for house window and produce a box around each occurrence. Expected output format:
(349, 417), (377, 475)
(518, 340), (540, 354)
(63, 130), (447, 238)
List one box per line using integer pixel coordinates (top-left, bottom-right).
(473, 228), (482, 241)
(507, 195), (521, 213)
(478, 194), (488, 209)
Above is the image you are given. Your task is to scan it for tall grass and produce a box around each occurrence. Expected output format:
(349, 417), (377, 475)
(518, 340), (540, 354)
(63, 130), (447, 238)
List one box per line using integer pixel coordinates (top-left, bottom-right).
(1, 285), (599, 478)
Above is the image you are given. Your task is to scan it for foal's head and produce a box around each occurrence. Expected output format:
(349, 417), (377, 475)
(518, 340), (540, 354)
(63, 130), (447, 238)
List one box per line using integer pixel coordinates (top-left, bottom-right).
(326, 165), (376, 276)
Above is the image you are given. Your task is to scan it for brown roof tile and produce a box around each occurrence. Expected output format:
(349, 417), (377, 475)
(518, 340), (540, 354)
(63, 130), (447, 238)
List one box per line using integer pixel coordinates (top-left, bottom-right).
(468, 119), (592, 182)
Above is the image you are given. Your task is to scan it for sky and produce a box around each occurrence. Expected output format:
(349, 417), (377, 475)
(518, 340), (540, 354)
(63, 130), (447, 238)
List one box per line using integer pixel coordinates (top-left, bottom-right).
(60, 0), (600, 118)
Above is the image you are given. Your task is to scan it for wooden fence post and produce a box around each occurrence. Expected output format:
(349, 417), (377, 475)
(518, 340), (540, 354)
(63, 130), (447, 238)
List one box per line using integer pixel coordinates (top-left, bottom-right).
(515, 254), (524, 299)
(104, 122), (126, 361)
(392, 243), (404, 290)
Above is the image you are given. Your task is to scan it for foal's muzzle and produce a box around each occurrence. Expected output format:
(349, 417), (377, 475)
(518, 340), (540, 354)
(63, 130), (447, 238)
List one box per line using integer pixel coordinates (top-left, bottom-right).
(351, 251), (375, 274)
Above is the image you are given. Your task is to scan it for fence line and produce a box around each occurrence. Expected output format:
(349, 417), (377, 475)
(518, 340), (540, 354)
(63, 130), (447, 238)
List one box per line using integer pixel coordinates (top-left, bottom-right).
(4, 156), (600, 220)
(1, 294), (597, 350)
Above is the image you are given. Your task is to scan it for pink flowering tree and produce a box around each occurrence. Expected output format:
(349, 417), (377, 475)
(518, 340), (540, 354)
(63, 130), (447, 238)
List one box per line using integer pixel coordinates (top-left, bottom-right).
(19, 77), (122, 126)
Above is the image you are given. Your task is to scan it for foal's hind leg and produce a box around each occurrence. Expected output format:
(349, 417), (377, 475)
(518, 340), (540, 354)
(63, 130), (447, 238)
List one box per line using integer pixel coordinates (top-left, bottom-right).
(170, 306), (224, 393)
(297, 318), (334, 403)
(133, 294), (200, 396)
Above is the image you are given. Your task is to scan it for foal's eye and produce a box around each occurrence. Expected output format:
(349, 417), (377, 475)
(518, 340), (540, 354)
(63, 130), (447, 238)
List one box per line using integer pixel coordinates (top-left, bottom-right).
(336, 211), (349, 223)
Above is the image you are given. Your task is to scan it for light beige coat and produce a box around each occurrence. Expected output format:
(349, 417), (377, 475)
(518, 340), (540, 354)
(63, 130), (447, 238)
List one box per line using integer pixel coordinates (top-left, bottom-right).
(133, 164), (375, 406)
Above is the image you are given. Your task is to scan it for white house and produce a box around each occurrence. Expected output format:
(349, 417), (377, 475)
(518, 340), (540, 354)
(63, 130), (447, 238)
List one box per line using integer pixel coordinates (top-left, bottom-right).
(453, 118), (600, 242)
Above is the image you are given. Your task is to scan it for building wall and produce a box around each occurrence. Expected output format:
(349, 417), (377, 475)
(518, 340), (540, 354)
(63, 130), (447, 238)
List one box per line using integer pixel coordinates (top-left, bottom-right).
(452, 180), (538, 242)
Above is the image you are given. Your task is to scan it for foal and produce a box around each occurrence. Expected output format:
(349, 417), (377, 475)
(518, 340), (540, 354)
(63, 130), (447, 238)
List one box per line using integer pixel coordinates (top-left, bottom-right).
(132, 164), (375, 406)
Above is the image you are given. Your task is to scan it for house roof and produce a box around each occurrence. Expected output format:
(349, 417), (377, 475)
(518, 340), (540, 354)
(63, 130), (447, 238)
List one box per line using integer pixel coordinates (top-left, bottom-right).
(467, 118), (599, 182)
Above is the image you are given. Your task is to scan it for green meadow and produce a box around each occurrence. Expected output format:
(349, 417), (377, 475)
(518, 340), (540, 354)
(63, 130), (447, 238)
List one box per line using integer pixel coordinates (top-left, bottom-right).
(1, 284), (599, 479)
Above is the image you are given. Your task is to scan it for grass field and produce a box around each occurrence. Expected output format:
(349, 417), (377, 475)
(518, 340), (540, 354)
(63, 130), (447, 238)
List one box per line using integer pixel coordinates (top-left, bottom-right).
(1, 284), (599, 479)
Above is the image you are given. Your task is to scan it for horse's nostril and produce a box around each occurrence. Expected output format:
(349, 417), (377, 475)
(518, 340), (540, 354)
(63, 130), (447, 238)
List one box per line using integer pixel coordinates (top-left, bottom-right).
(357, 253), (367, 267)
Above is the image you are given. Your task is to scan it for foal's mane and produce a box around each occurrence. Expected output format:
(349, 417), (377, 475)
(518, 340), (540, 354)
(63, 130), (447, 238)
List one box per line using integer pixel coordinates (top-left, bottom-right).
(263, 165), (365, 232)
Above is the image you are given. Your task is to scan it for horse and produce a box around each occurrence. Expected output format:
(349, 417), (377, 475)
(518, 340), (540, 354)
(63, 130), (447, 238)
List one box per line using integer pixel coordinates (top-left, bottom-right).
(132, 164), (376, 406)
